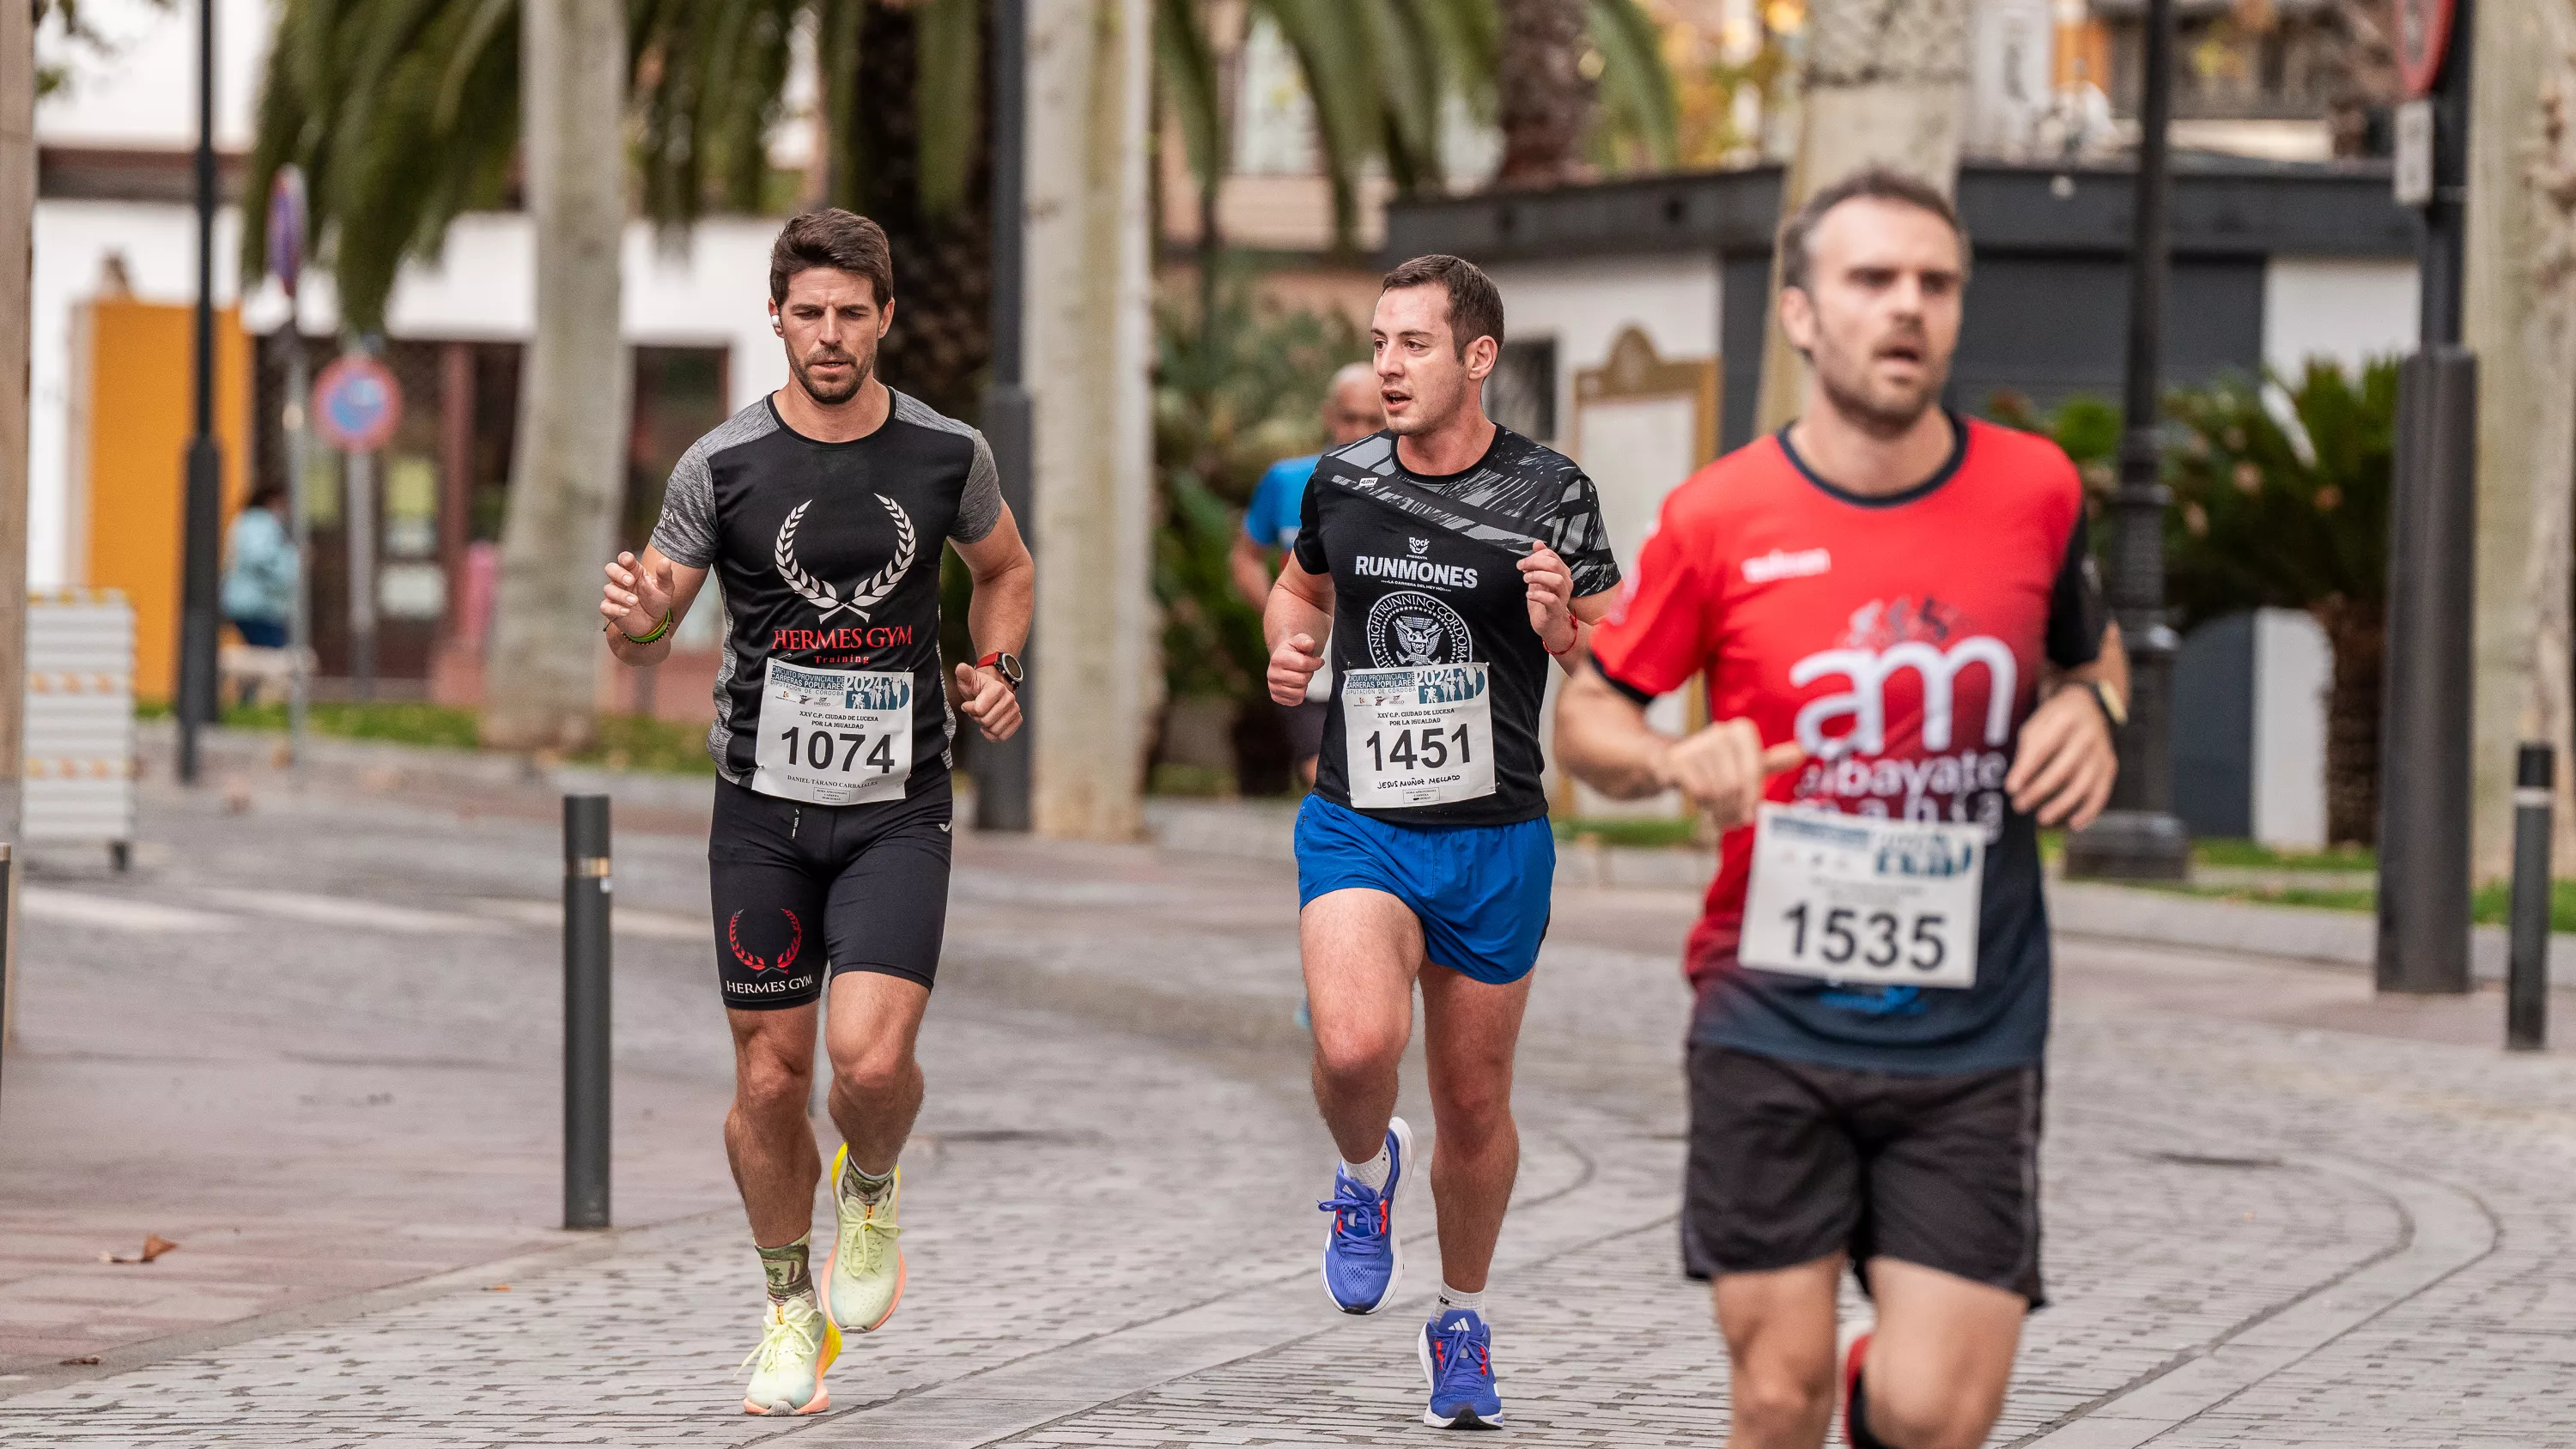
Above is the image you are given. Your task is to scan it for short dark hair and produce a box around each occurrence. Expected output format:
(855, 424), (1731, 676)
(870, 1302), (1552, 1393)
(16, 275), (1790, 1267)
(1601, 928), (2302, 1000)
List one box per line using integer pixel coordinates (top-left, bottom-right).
(1776, 167), (1970, 295)
(769, 209), (895, 307)
(1379, 253), (1504, 358)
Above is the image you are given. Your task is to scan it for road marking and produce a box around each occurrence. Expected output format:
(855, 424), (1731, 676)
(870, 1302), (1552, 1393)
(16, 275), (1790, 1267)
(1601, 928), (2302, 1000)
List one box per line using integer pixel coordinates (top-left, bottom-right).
(195, 888), (509, 937)
(2013, 1153), (2496, 1447)
(21, 887), (240, 935)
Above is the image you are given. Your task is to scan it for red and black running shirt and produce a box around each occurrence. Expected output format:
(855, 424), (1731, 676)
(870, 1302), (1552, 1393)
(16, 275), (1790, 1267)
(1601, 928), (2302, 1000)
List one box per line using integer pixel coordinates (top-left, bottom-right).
(1587, 415), (2104, 1073)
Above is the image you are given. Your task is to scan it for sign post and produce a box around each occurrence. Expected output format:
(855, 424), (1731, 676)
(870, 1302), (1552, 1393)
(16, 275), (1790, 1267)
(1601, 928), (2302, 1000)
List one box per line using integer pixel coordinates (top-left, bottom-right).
(312, 351), (401, 701)
(267, 167), (311, 768)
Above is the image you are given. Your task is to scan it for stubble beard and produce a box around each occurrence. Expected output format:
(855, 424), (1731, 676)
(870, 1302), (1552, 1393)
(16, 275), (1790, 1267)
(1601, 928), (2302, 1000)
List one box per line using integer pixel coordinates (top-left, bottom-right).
(792, 347), (874, 408)
(1815, 343), (1944, 441)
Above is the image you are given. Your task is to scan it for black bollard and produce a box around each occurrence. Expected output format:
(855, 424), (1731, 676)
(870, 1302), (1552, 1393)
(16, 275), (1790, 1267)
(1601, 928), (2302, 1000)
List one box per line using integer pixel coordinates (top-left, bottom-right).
(564, 794), (613, 1228)
(2508, 745), (2553, 1052)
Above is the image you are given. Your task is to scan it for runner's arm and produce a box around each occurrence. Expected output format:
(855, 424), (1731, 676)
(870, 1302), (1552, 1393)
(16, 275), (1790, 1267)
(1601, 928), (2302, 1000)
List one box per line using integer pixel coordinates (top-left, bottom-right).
(2007, 621), (2127, 828)
(1229, 534), (1277, 613)
(1556, 665), (1801, 828)
(1263, 555), (1334, 707)
(952, 504), (1034, 742)
(601, 545), (712, 668)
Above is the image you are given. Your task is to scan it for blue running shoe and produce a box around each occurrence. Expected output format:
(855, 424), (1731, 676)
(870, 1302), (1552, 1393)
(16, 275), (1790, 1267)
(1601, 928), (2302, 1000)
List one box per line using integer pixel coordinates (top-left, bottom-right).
(1316, 1116), (1412, 1314)
(1419, 1308), (1503, 1429)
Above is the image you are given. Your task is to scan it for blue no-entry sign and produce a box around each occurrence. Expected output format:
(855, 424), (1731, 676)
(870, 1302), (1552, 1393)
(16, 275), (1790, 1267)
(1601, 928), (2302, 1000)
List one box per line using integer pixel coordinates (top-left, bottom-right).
(313, 354), (403, 452)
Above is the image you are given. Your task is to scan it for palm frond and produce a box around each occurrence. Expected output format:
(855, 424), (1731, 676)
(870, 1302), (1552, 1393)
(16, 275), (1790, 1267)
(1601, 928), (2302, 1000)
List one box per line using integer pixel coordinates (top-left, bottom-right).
(1154, 0), (1224, 198)
(912, 0), (981, 216)
(1587, 0), (1677, 170)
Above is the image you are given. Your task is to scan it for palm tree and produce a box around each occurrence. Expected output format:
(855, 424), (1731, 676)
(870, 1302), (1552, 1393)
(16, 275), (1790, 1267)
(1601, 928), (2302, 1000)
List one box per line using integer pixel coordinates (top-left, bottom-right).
(480, 0), (629, 751)
(1154, 0), (1674, 267)
(1751, 0), (1972, 433)
(2162, 361), (2398, 847)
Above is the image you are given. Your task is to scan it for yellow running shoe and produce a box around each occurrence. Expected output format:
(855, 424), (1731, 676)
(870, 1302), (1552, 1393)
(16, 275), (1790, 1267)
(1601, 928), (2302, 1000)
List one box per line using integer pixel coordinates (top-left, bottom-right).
(819, 1143), (906, 1334)
(740, 1293), (839, 1416)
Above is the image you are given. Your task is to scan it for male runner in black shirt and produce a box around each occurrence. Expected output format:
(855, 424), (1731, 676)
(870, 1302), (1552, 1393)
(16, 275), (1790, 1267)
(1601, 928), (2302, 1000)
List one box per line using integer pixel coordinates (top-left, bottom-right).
(1265, 254), (1620, 1428)
(599, 210), (1031, 1416)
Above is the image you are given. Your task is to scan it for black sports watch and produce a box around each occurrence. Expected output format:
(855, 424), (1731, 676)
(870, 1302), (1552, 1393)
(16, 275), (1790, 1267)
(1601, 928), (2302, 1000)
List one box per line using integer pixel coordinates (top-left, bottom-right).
(2080, 678), (2127, 731)
(978, 652), (1024, 691)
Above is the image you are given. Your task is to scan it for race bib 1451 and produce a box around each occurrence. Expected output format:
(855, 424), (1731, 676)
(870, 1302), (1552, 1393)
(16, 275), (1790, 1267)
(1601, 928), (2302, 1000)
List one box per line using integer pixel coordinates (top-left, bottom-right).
(1340, 664), (1495, 809)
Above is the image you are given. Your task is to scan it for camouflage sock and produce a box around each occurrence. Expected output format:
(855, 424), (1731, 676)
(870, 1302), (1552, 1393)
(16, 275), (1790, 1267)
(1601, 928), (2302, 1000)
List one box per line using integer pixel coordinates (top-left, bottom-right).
(756, 1233), (812, 1303)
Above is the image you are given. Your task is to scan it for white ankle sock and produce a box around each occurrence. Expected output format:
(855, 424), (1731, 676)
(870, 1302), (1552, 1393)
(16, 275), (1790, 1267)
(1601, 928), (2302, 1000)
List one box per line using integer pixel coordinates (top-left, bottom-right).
(1340, 1144), (1392, 1192)
(1437, 1282), (1485, 1317)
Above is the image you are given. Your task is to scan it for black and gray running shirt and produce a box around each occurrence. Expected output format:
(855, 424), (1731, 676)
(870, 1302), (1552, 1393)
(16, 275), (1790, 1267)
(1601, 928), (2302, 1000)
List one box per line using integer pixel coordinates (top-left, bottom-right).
(648, 392), (1001, 798)
(1291, 427), (1619, 827)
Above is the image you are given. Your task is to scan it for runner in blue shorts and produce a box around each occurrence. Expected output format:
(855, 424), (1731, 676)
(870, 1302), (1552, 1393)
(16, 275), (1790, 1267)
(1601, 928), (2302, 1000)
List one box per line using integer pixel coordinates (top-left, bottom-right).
(1261, 254), (1620, 1430)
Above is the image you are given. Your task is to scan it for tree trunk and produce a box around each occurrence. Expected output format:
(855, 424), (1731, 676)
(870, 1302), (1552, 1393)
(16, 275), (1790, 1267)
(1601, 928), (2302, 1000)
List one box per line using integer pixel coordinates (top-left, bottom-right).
(482, 0), (630, 752)
(1753, 0), (1970, 433)
(0, 0), (33, 1046)
(832, 3), (993, 422)
(2466, 0), (2576, 878)
(1026, 0), (1157, 840)
(2312, 595), (2383, 847)
(1496, 0), (1596, 188)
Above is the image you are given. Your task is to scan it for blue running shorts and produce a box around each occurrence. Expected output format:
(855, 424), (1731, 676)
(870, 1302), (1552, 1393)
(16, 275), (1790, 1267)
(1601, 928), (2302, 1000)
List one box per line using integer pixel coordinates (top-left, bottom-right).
(1294, 795), (1555, 985)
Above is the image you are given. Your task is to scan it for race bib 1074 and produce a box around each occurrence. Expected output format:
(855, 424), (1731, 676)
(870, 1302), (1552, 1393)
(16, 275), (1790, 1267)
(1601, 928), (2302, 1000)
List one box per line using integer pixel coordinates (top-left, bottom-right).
(751, 659), (914, 806)
(1737, 803), (1983, 990)
(1340, 664), (1495, 809)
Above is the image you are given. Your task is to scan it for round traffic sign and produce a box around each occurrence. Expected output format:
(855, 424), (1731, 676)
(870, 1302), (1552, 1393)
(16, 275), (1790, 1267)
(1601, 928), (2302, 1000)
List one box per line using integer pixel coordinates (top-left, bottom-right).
(2396, 0), (2458, 100)
(313, 354), (403, 452)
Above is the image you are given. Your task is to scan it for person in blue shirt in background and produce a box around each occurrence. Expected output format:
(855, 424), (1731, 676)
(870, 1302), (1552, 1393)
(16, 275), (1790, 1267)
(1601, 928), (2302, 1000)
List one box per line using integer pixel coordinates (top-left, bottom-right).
(1230, 361), (1382, 785)
(222, 482), (298, 651)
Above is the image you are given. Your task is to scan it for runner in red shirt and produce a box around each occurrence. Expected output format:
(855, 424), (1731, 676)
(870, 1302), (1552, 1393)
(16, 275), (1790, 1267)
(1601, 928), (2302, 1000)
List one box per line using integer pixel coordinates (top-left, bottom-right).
(1557, 168), (2127, 1449)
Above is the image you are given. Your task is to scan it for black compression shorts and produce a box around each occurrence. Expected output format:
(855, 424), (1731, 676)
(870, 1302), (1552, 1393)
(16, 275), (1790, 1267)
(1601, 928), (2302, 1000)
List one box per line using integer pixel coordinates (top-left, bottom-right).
(707, 775), (953, 1010)
(1682, 1043), (2045, 1307)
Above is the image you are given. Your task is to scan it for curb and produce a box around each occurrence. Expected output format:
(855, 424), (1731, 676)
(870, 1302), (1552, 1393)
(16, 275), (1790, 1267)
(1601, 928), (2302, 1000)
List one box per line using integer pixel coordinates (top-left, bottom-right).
(1139, 799), (2576, 986)
(134, 719), (720, 819)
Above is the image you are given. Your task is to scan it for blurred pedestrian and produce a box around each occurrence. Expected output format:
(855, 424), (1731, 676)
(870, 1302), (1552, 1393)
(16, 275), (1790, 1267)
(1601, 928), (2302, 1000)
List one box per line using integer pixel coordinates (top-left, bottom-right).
(222, 482), (297, 651)
(1232, 361), (1382, 785)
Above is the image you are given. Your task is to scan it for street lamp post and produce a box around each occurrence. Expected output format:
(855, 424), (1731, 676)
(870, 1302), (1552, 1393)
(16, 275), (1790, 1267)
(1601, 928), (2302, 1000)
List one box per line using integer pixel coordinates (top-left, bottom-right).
(975, 0), (1034, 833)
(2064, 0), (2189, 881)
(2376, 0), (2477, 994)
(175, 0), (224, 785)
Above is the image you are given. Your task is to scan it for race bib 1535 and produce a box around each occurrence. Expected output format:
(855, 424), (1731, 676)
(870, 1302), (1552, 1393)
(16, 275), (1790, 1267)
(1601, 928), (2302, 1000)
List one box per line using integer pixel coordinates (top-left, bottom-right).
(1738, 803), (1983, 989)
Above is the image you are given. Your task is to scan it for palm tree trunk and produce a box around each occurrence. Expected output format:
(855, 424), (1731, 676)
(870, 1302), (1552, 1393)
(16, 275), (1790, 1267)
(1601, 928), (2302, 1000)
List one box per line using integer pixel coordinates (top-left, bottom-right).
(2312, 596), (2382, 846)
(1752, 0), (1970, 433)
(1497, 0), (1596, 187)
(832, 3), (993, 422)
(482, 0), (629, 752)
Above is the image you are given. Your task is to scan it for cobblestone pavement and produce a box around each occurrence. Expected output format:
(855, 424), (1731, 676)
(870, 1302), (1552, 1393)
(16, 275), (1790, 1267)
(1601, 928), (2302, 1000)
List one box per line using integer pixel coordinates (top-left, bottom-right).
(1, 775), (2572, 1445)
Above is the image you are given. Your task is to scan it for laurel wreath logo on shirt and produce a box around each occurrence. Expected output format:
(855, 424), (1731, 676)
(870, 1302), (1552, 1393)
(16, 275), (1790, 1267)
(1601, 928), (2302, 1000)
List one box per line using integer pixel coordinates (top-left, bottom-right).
(774, 494), (915, 622)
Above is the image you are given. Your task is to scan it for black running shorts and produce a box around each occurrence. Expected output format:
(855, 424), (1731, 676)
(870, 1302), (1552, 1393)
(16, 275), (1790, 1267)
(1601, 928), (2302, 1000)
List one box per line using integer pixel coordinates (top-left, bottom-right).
(707, 775), (953, 1010)
(1682, 1043), (2044, 1306)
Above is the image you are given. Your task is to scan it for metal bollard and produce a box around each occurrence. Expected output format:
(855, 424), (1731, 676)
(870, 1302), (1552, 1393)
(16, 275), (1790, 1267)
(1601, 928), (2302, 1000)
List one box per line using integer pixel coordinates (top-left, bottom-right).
(564, 795), (613, 1228)
(2508, 745), (2554, 1052)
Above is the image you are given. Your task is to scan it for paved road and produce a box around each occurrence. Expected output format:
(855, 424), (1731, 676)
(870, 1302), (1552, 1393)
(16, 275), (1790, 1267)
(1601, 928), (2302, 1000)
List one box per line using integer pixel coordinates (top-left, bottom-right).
(0, 763), (2569, 1446)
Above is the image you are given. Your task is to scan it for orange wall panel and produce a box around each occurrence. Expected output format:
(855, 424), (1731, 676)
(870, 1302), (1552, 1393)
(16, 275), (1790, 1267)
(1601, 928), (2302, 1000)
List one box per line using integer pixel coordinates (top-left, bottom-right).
(73, 300), (252, 699)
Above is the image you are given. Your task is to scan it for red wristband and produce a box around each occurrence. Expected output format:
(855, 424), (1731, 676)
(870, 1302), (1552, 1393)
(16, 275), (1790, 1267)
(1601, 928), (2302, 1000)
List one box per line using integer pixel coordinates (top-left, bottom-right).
(1546, 623), (1579, 658)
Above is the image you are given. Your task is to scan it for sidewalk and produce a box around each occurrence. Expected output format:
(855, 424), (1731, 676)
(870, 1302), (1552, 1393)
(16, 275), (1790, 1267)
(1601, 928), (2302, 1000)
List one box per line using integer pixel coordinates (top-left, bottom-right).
(3, 748), (2572, 1443)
